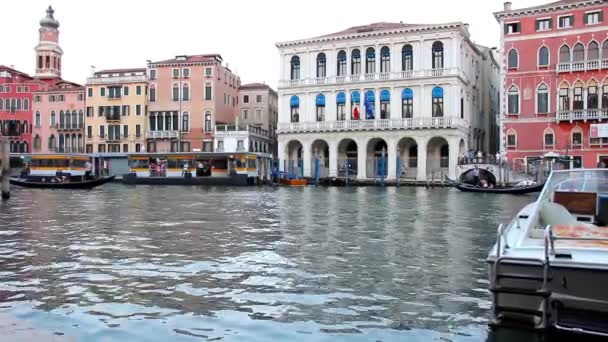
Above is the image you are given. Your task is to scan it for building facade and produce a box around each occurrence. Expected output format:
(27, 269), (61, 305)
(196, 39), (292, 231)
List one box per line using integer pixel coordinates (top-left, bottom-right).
(276, 22), (498, 180)
(237, 83), (278, 156)
(0, 66), (35, 153)
(495, 0), (608, 169)
(146, 55), (240, 153)
(85, 68), (148, 154)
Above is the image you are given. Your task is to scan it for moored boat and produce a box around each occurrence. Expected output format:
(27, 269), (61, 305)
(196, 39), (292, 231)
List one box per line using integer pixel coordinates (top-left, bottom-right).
(454, 182), (544, 194)
(10, 176), (115, 189)
(487, 169), (608, 335)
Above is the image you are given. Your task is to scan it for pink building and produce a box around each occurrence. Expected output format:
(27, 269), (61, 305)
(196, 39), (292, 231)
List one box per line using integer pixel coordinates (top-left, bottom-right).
(146, 54), (240, 152)
(31, 6), (85, 153)
(0, 65), (37, 152)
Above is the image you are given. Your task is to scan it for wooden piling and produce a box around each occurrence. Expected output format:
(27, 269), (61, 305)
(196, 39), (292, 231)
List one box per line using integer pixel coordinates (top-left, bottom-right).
(1, 137), (9, 200)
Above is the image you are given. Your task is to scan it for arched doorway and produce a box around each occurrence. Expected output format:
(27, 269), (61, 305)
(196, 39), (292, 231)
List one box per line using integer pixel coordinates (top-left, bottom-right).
(338, 139), (357, 177)
(311, 139), (329, 178)
(366, 138), (388, 178)
(285, 140), (303, 177)
(426, 137), (449, 177)
(397, 137), (417, 179)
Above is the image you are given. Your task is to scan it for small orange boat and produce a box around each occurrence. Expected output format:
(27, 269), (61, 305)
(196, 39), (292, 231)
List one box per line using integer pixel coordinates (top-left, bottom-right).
(279, 178), (307, 187)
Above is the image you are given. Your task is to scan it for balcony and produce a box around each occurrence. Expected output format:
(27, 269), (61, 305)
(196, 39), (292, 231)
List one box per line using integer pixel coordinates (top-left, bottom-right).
(147, 130), (180, 139)
(214, 124), (270, 139)
(556, 109), (608, 122)
(106, 134), (122, 142)
(279, 68), (468, 88)
(105, 114), (121, 122)
(277, 116), (468, 134)
(57, 123), (84, 131)
(86, 75), (147, 85)
(557, 59), (608, 73)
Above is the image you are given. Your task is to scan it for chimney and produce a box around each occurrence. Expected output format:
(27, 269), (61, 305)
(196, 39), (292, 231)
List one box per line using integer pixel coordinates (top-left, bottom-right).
(504, 2), (512, 11)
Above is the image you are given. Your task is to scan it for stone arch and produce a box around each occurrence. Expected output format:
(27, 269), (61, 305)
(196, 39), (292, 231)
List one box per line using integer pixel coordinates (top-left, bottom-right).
(366, 137), (388, 178)
(397, 137), (418, 179)
(285, 140), (303, 177)
(426, 136), (449, 175)
(311, 139), (330, 178)
(337, 138), (357, 177)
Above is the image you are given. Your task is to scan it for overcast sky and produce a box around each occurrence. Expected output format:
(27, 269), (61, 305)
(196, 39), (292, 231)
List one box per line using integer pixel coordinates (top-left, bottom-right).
(1, 0), (548, 88)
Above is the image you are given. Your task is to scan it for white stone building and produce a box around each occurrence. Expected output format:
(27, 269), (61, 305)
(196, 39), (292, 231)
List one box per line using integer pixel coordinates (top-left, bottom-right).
(275, 22), (498, 180)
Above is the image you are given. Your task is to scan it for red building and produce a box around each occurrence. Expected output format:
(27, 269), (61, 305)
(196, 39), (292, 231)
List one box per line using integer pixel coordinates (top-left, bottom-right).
(495, 0), (608, 169)
(0, 65), (38, 152)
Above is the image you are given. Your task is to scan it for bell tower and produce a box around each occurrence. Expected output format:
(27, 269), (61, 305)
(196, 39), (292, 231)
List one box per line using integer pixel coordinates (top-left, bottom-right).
(35, 6), (63, 78)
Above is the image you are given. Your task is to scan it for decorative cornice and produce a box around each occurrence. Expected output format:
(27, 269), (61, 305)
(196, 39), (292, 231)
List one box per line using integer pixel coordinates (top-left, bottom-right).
(494, 0), (607, 21)
(148, 61), (218, 68)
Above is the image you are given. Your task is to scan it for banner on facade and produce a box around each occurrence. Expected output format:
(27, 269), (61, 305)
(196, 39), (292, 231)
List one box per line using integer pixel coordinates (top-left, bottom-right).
(590, 124), (608, 138)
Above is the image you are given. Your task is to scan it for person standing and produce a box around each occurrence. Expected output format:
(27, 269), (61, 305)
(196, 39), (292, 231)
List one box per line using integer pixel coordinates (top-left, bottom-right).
(472, 166), (480, 186)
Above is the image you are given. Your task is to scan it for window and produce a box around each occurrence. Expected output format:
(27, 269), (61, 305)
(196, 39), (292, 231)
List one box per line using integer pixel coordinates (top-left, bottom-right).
(122, 105), (130, 116)
(316, 53), (326, 78)
(402, 45), (413, 71)
(290, 95), (300, 123)
(336, 92), (346, 121)
(364, 90), (375, 119)
(603, 85), (608, 109)
(149, 85), (156, 102)
(172, 68), (179, 78)
(237, 140), (244, 151)
(182, 112), (189, 132)
(243, 95), (249, 103)
(217, 140), (224, 151)
(100, 125), (105, 138)
(182, 83), (190, 101)
(50, 111), (56, 127)
(572, 156), (582, 168)
(79, 110), (84, 129)
(123, 125), (129, 138)
(34, 95), (41, 103)
(352, 49), (361, 75)
(35, 111), (41, 127)
(380, 46), (390, 73)
(508, 49), (518, 69)
(365, 48), (375, 74)
(379, 89), (390, 119)
(136, 85), (142, 95)
(172, 84), (179, 101)
(242, 109), (248, 119)
(351, 91), (361, 120)
(23, 99), (29, 110)
(290, 56), (300, 80)
(204, 83), (212, 100)
(537, 84), (549, 113)
(87, 126), (92, 139)
(49, 135), (55, 149)
(402, 88), (413, 118)
(316, 94), (325, 122)
(432, 42), (444, 69)
(205, 67), (212, 77)
(77, 93), (84, 101)
(507, 129), (517, 147)
(572, 128), (583, 146)
(122, 144), (128, 153)
(100, 87), (105, 97)
(337, 50), (347, 76)
(182, 68), (190, 78)
(204, 112), (212, 131)
(98, 144), (106, 153)
(559, 15), (573, 28)
(573, 86), (584, 109)
(123, 86), (129, 96)
(33, 135), (41, 150)
(588, 41), (600, 61)
(506, 22), (521, 34)
(585, 11), (603, 25)
(538, 46), (549, 66)
(588, 85), (599, 109)
(573, 43), (585, 62)
(460, 98), (464, 119)
(508, 86), (519, 114)
(256, 109), (262, 119)
(536, 18), (552, 31)
(431, 87), (443, 117)
(559, 45), (571, 63)
(149, 69), (157, 80)
(544, 129), (554, 147)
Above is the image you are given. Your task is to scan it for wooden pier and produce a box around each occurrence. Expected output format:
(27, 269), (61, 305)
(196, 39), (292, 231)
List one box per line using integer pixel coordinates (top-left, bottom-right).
(1, 137), (9, 200)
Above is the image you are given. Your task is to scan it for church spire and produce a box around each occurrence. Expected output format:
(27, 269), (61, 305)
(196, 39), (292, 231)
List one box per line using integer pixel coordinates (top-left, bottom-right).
(35, 5), (63, 78)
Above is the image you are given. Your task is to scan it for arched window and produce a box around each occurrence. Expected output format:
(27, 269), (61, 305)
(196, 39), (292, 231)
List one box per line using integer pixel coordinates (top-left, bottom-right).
(6, 99), (11, 110)
(571, 127), (583, 147)
(506, 129), (517, 148)
(71, 110), (77, 129)
(35, 111), (41, 128)
(402, 45), (413, 71)
(432, 87), (443, 117)
(588, 41), (600, 60)
(78, 110), (84, 128)
(316, 53), (326, 78)
(337, 50), (347, 76)
(172, 112), (178, 131)
(22, 121), (28, 134)
(172, 83), (179, 101)
(537, 83), (549, 113)
(77, 134), (83, 152)
(149, 84), (156, 102)
(559, 83), (570, 111)
(351, 49), (361, 75)
(290, 95), (300, 123)
(508, 49), (518, 69)
(380, 46), (390, 73)
(432, 42), (444, 69)
(204, 111), (212, 131)
(71, 133), (77, 152)
(588, 80), (599, 109)
(573, 43), (585, 62)
(59, 110), (65, 129)
(0, 98), (2, 110)
(603, 82), (608, 109)
(402, 88), (413, 118)
(50, 111), (56, 127)
(22, 141), (28, 153)
(364, 90), (375, 119)
(23, 99), (29, 110)
(559, 45), (571, 63)
(66, 110), (72, 129)
(351, 91), (361, 120)
(365, 48), (376, 74)
(508, 86), (520, 114)
(182, 83), (190, 101)
(48, 134), (55, 150)
(182, 112), (189, 132)
(380, 89), (390, 119)
(538, 46), (549, 66)
(290, 56), (300, 80)
(16, 99), (21, 110)
(543, 128), (555, 148)
(603, 40), (608, 59)
(573, 81), (584, 109)
(65, 134), (71, 153)
(336, 92), (346, 121)
(315, 94), (325, 121)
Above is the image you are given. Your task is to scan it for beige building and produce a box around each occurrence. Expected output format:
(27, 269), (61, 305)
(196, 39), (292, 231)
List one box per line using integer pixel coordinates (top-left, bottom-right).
(85, 68), (147, 153)
(237, 83), (278, 156)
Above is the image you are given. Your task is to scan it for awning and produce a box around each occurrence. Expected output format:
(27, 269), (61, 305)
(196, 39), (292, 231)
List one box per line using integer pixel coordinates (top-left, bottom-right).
(290, 95), (299, 108)
(351, 91), (360, 103)
(402, 88), (413, 100)
(336, 92), (346, 105)
(316, 94), (325, 106)
(380, 89), (390, 102)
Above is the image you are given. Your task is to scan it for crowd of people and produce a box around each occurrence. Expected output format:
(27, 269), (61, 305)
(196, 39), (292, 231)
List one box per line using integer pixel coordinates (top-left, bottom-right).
(459, 150), (507, 166)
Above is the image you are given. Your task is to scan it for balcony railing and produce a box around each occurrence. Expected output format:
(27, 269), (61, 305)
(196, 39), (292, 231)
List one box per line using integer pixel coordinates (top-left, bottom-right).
(279, 68), (467, 88)
(214, 124), (269, 138)
(556, 109), (608, 122)
(86, 75), (147, 85)
(557, 59), (608, 73)
(277, 116), (468, 134)
(106, 114), (121, 122)
(57, 123), (84, 130)
(147, 130), (179, 139)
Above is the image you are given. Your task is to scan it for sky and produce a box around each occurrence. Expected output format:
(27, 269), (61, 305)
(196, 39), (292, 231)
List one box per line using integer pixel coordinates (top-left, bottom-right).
(1, 0), (549, 89)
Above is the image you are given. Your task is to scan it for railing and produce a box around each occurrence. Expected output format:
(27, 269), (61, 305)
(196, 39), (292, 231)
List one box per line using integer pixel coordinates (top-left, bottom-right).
(556, 109), (608, 122)
(277, 116), (468, 133)
(106, 134), (121, 142)
(86, 75), (147, 85)
(105, 114), (121, 122)
(280, 68), (467, 87)
(214, 124), (269, 138)
(557, 59), (608, 73)
(147, 130), (179, 139)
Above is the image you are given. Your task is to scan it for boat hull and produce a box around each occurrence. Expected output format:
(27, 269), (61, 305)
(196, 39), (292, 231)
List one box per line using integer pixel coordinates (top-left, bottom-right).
(10, 176), (115, 189)
(121, 173), (252, 186)
(279, 178), (307, 187)
(455, 183), (544, 194)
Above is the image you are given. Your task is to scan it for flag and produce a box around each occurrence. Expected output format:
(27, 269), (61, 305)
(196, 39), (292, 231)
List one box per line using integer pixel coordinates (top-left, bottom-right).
(353, 106), (360, 120)
(365, 97), (373, 119)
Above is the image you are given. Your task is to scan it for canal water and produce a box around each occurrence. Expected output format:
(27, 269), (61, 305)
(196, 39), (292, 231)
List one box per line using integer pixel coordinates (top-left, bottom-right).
(0, 185), (541, 341)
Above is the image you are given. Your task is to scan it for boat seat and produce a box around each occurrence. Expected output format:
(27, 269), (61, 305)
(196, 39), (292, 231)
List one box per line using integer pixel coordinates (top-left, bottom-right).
(553, 191), (597, 219)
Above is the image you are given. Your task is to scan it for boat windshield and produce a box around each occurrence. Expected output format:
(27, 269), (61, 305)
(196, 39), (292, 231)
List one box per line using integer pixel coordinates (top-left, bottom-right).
(538, 169), (608, 204)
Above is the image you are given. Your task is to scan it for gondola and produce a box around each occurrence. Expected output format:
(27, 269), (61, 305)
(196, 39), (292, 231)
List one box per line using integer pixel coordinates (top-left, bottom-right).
(445, 175), (543, 194)
(10, 176), (115, 189)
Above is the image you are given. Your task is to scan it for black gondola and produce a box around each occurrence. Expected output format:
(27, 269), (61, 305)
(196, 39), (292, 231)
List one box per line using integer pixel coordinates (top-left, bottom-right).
(445, 176), (543, 194)
(10, 176), (115, 189)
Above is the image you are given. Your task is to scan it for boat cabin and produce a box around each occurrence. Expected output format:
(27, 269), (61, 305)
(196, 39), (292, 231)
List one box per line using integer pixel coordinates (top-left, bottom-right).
(27, 154), (92, 178)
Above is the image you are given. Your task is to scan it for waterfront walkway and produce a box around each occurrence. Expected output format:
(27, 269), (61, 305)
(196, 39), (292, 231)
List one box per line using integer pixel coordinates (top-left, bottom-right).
(0, 314), (73, 342)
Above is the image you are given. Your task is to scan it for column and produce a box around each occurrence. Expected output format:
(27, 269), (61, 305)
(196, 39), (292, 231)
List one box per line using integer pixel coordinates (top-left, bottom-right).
(391, 87), (400, 119)
(302, 140), (312, 178)
(277, 140), (285, 172)
(357, 137), (367, 180)
(387, 138), (397, 181)
(374, 88), (379, 120)
(329, 140), (338, 177)
(416, 136), (428, 181)
(448, 137), (460, 180)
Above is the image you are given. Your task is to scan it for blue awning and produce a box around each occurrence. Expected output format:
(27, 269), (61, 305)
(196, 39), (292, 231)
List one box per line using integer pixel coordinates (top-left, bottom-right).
(365, 90), (375, 103)
(381, 47), (390, 57)
(402, 88), (413, 100)
(380, 89), (390, 102)
(336, 92), (346, 104)
(316, 94), (325, 106)
(351, 91), (360, 103)
(366, 49), (375, 58)
(432, 87), (443, 98)
(290, 95), (300, 108)
(338, 53), (347, 62)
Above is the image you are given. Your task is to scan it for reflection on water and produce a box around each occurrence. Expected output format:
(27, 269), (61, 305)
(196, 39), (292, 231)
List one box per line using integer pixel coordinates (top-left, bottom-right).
(0, 185), (537, 341)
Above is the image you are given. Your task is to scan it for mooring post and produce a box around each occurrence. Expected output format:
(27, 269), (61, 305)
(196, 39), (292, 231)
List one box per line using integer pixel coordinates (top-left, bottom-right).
(396, 146), (401, 188)
(314, 154), (320, 186)
(380, 147), (386, 187)
(345, 159), (349, 187)
(1, 137), (9, 200)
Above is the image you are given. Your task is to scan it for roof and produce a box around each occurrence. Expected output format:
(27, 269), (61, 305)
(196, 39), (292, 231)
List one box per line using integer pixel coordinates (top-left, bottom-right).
(494, 0), (606, 20)
(314, 22), (418, 39)
(150, 54), (223, 65)
(0, 65), (34, 80)
(94, 68), (146, 75)
(240, 83), (273, 90)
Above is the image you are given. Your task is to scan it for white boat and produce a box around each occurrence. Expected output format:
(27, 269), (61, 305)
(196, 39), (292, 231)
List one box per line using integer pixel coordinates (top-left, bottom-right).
(488, 169), (608, 336)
